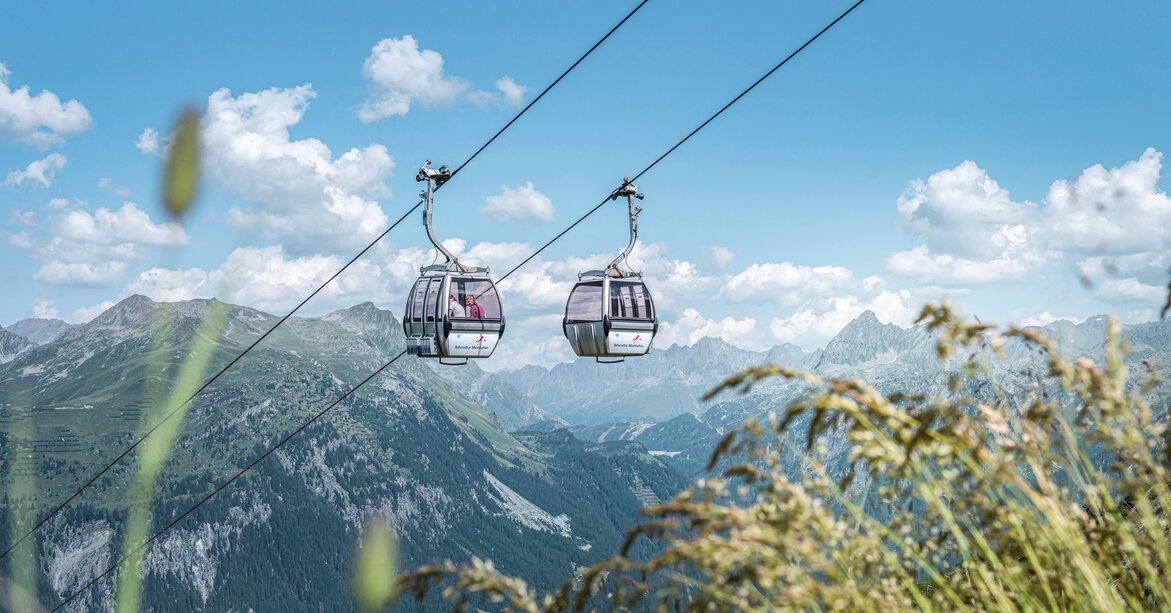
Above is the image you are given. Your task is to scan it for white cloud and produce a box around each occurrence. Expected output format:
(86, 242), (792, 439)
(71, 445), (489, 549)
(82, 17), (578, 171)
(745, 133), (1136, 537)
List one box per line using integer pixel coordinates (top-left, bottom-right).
(57, 202), (188, 246)
(469, 76), (528, 107)
(719, 262), (855, 306)
(357, 36), (471, 121)
(481, 314), (575, 371)
(4, 152), (67, 187)
(888, 159), (1047, 285)
(481, 182), (554, 222)
(1043, 148), (1171, 256)
(135, 128), (159, 154)
(7, 231), (33, 248)
(72, 300), (116, 323)
(886, 244), (1045, 285)
(0, 63), (92, 148)
(1095, 277), (1166, 305)
(1013, 310), (1083, 328)
(888, 150), (1171, 292)
(709, 245), (735, 270)
(200, 84), (394, 251)
(98, 177), (131, 197)
(32, 298), (58, 320)
(35, 260), (129, 287)
(357, 36), (527, 120)
(897, 160), (1038, 259)
(14, 201), (188, 287)
(126, 268), (212, 302)
(768, 290), (920, 349)
(494, 77), (526, 106)
(657, 308), (765, 351)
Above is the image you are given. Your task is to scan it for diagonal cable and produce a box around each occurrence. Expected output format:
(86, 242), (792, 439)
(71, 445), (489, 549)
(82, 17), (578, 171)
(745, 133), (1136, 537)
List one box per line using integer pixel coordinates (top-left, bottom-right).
(499, 0), (867, 284)
(0, 202), (418, 563)
(50, 350), (408, 613)
(0, 0), (650, 563)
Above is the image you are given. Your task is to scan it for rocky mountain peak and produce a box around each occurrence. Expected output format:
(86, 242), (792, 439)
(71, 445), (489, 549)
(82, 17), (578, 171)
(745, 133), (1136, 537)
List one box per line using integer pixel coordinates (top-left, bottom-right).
(4, 317), (77, 345)
(817, 311), (925, 369)
(89, 294), (158, 328)
(0, 328), (35, 363)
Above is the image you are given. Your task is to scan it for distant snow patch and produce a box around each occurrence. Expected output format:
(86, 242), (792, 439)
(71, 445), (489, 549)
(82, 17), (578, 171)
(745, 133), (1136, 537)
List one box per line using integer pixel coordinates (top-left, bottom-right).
(483, 470), (571, 537)
(626, 422), (653, 439)
(648, 450), (681, 457)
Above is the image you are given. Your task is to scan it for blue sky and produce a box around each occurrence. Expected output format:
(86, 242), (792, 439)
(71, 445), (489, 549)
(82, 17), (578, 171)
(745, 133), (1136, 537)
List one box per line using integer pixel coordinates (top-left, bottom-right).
(2, 0), (1169, 368)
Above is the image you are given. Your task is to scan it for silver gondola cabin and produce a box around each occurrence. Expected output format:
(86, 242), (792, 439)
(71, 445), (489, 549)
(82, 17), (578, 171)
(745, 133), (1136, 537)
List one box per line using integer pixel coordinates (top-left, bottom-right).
(563, 179), (657, 362)
(403, 162), (505, 364)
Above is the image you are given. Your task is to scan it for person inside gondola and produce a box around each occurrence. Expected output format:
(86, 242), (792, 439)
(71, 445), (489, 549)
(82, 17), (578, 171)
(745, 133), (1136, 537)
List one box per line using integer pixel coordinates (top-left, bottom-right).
(448, 294), (465, 318)
(465, 295), (484, 319)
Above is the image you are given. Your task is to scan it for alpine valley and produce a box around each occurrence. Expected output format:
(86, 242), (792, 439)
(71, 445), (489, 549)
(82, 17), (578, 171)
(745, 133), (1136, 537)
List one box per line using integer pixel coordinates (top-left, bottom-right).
(2, 296), (1169, 611)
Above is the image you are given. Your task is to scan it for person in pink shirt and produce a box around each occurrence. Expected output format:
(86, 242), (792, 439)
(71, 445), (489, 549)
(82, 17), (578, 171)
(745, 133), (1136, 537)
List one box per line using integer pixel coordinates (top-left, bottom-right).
(465, 295), (485, 319)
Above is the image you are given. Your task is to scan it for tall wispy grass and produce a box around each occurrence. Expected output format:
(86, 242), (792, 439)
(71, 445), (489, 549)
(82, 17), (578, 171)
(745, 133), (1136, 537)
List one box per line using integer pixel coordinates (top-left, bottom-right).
(385, 303), (1171, 612)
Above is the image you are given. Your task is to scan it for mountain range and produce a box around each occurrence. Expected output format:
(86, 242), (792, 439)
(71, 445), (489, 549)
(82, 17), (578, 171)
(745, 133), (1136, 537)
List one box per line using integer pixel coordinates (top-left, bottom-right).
(2, 297), (1168, 611)
(513, 310), (1171, 476)
(0, 296), (684, 611)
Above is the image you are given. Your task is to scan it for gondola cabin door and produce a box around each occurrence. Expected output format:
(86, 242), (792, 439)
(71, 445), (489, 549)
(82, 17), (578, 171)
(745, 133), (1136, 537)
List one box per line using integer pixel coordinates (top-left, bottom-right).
(441, 276), (502, 358)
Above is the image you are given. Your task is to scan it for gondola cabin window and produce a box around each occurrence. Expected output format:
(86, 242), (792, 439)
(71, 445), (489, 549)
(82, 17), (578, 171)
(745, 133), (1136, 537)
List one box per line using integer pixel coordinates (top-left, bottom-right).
(424, 279), (441, 322)
(565, 282), (603, 323)
(450, 278), (501, 320)
(409, 280), (428, 323)
(610, 282), (653, 321)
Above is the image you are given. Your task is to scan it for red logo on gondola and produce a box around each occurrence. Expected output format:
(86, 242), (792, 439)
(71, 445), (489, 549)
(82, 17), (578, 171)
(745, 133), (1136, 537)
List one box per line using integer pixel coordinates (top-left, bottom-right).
(633, 335), (642, 341)
(476, 335), (486, 344)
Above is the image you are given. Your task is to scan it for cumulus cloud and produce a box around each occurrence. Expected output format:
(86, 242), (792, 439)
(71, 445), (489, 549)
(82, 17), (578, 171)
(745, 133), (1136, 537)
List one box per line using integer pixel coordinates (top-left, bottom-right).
(135, 128), (159, 154)
(494, 77), (527, 106)
(72, 300), (116, 323)
(1013, 310), (1082, 328)
(719, 262), (855, 306)
(886, 245), (1047, 285)
(768, 290), (921, 349)
(0, 63), (92, 147)
(4, 152), (67, 187)
(14, 201), (188, 287)
(1095, 278), (1166, 304)
(481, 314), (575, 371)
(199, 85), (394, 251)
(1044, 148), (1171, 256)
(481, 182), (554, 222)
(357, 36), (471, 121)
(468, 76), (528, 107)
(888, 160), (1046, 285)
(657, 308), (765, 351)
(126, 268), (212, 302)
(888, 150), (1171, 293)
(32, 298), (58, 320)
(709, 245), (735, 270)
(357, 36), (527, 121)
(126, 245), (416, 315)
(35, 260), (129, 287)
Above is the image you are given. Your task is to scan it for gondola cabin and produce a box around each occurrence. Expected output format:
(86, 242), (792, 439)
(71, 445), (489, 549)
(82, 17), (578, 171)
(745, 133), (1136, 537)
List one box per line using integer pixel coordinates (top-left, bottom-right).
(563, 273), (656, 359)
(403, 266), (504, 361)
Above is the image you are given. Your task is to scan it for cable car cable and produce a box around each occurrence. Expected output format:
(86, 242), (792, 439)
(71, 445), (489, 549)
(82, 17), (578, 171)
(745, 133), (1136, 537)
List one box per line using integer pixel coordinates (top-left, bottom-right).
(499, 0), (867, 285)
(0, 203), (419, 565)
(450, 0), (650, 180)
(50, 350), (409, 613)
(47, 0), (866, 603)
(0, 0), (649, 563)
